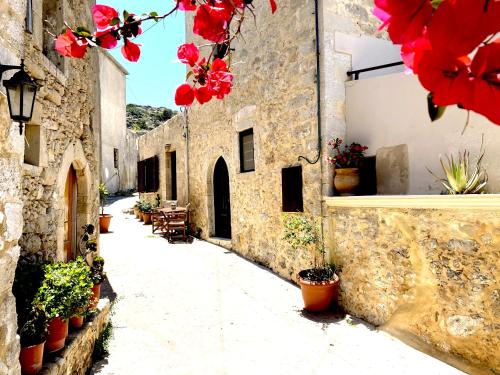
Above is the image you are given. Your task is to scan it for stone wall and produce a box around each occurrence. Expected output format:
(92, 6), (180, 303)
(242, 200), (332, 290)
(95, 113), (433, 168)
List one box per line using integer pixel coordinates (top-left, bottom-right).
(324, 196), (500, 373)
(0, 1), (30, 373)
(20, 0), (100, 261)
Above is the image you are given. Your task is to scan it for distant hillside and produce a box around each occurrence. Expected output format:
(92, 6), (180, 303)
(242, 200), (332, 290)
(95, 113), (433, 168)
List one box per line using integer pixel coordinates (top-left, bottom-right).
(126, 104), (178, 134)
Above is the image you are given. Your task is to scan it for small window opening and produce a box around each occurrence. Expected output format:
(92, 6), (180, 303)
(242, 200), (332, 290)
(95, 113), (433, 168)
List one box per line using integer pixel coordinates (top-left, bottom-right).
(282, 166), (303, 212)
(26, 0), (33, 33)
(113, 148), (119, 169)
(42, 0), (64, 69)
(24, 124), (42, 166)
(239, 128), (255, 172)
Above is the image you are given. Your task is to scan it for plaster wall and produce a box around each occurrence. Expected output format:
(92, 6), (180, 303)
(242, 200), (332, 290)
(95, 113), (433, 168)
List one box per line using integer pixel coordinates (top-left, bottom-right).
(346, 73), (500, 194)
(99, 51), (136, 193)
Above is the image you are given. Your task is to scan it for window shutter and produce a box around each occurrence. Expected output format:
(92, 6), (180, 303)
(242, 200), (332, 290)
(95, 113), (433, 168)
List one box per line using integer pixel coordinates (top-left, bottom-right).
(152, 156), (159, 191)
(137, 160), (145, 192)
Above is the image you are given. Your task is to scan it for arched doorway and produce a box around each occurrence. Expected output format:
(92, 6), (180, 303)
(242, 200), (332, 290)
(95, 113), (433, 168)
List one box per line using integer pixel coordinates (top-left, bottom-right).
(64, 165), (78, 260)
(213, 157), (231, 239)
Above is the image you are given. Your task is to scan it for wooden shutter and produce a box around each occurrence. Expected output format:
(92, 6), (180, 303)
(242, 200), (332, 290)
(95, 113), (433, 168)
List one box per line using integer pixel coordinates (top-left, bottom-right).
(143, 156), (159, 192)
(137, 160), (145, 192)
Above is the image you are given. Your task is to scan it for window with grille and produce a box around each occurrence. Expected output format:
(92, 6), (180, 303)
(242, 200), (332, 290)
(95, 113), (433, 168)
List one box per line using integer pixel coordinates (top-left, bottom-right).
(239, 128), (255, 173)
(282, 166), (304, 212)
(137, 156), (159, 193)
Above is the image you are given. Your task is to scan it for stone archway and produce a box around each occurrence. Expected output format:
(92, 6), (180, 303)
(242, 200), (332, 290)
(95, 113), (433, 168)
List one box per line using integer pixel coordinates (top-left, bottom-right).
(55, 141), (92, 261)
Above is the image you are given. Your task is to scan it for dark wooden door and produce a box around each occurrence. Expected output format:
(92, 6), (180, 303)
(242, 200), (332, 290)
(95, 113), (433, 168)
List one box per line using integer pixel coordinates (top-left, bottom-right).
(171, 151), (177, 200)
(214, 157), (231, 238)
(64, 165), (77, 261)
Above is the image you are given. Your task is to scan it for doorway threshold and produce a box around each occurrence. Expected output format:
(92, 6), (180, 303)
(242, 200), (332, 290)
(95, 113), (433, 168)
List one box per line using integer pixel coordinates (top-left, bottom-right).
(207, 237), (232, 250)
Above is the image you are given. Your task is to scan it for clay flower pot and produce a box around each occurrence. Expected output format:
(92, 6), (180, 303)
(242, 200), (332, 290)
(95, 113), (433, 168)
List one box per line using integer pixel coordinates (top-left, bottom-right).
(20, 341), (45, 374)
(334, 167), (360, 196)
(133, 207), (140, 218)
(298, 272), (340, 312)
(70, 315), (84, 328)
(99, 214), (113, 233)
(90, 283), (102, 309)
(46, 317), (68, 353)
(138, 211), (144, 222)
(142, 212), (152, 225)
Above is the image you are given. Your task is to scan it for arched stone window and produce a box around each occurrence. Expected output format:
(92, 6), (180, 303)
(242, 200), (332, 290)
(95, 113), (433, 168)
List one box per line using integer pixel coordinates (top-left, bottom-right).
(42, 0), (64, 69)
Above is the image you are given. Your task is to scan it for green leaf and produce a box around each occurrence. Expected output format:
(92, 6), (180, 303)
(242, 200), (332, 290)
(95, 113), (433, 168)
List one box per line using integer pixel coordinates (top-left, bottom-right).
(427, 93), (447, 122)
(150, 11), (159, 21)
(109, 17), (121, 26)
(123, 10), (130, 20)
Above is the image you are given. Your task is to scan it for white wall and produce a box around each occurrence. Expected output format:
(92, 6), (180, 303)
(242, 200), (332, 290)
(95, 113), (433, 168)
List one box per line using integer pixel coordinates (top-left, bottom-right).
(346, 73), (500, 194)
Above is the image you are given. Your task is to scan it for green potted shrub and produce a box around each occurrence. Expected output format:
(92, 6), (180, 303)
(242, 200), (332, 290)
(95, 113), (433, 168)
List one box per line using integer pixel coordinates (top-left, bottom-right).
(99, 183), (112, 232)
(89, 256), (106, 309)
(140, 201), (153, 225)
(283, 214), (339, 312)
(327, 138), (368, 196)
(35, 258), (93, 352)
(133, 201), (141, 218)
(13, 258), (48, 374)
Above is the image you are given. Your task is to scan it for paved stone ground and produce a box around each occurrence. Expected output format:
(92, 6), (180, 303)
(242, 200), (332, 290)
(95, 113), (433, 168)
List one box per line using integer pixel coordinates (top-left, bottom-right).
(92, 195), (465, 375)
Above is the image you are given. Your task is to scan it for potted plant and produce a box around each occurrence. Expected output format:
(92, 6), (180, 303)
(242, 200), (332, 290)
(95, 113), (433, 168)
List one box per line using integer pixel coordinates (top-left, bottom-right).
(137, 200), (145, 221)
(35, 258), (93, 352)
(13, 258), (48, 374)
(327, 138), (368, 196)
(89, 256), (106, 309)
(68, 260), (94, 328)
(133, 201), (141, 218)
(283, 214), (339, 312)
(140, 201), (153, 225)
(99, 183), (112, 232)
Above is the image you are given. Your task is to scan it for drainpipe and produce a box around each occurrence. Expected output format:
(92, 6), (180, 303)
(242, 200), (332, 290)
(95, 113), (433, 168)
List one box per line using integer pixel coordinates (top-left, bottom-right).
(298, 0), (322, 166)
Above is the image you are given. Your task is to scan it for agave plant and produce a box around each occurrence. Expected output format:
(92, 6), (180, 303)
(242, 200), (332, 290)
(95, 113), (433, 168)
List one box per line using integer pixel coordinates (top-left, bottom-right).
(427, 146), (488, 195)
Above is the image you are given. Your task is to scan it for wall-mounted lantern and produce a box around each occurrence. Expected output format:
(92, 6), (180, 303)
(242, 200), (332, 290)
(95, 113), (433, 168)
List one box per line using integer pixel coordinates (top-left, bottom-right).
(1, 59), (38, 134)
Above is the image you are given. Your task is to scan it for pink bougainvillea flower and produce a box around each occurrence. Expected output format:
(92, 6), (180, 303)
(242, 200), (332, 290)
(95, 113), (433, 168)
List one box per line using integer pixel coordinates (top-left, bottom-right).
(177, 0), (197, 11)
(400, 33), (431, 73)
(207, 58), (233, 99)
(96, 28), (118, 49)
(92, 4), (119, 30)
(177, 43), (199, 66)
(373, 0), (433, 44)
(55, 29), (88, 58)
(428, 0), (500, 57)
(193, 4), (228, 43)
(269, 0), (277, 13)
(121, 39), (141, 62)
(194, 86), (213, 104)
(466, 40), (500, 125)
(175, 83), (195, 106)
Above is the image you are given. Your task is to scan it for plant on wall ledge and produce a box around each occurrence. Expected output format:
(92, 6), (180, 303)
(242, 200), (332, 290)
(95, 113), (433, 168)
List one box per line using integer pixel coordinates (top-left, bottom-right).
(282, 214), (339, 313)
(427, 143), (488, 194)
(99, 183), (113, 232)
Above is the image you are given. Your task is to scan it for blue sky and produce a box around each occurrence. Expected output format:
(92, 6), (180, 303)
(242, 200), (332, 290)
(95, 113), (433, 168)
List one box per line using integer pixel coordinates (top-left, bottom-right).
(103, 0), (185, 109)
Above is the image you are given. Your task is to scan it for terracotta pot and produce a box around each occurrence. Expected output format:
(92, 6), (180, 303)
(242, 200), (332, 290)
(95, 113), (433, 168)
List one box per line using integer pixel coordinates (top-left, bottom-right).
(133, 207), (140, 218)
(70, 315), (84, 328)
(99, 214), (113, 233)
(143, 212), (152, 225)
(138, 211), (144, 222)
(90, 283), (101, 309)
(46, 317), (68, 353)
(20, 341), (45, 374)
(298, 272), (340, 312)
(334, 168), (360, 196)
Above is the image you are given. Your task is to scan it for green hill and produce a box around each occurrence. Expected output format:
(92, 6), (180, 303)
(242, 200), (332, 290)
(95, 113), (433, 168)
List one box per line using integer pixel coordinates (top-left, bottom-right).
(126, 104), (178, 134)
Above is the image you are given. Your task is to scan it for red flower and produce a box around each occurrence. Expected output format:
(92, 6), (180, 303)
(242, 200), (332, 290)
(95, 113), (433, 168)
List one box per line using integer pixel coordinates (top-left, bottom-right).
(373, 0), (432, 44)
(193, 4), (228, 43)
(96, 28), (118, 49)
(269, 0), (277, 13)
(121, 39), (141, 62)
(177, 0), (197, 11)
(207, 58), (233, 99)
(466, 40), (500, 125)
(177, 43), (199, 67)
(175, 84), (195, 106)
(195, 86), (213, 104)
(55, 29), (88, 58)
(92, 4), (118, 30)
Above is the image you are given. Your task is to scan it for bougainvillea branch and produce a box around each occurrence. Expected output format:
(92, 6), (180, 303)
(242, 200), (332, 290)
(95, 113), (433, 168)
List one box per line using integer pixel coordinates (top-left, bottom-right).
(55, 0), (277, 106)
(373, 0), (500, 126)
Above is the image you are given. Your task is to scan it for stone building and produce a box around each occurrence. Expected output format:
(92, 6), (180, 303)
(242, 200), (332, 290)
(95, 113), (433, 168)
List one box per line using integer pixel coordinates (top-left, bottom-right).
(99, 50), (138, 194)
(0, 0), (101, 372)
(138, 0), (499, 372)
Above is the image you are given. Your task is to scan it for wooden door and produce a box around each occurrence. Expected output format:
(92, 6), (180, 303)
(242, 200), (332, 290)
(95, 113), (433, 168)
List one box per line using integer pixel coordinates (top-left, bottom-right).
(64, 165), (77, 260)
(213, 157), (231, 239)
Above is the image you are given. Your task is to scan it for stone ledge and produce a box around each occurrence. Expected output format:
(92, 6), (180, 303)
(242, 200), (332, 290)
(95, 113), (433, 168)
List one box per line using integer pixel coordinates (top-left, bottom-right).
(324, 194), (500, 210)
(40, 298), (111, 375)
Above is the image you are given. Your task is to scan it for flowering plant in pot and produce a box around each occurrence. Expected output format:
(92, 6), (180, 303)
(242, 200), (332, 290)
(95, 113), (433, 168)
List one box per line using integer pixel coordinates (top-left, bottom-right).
(282, 214), (338, 312)
(13, 258), (48, 374)
(89, 256), (107, 309)
(139, 201), (153, 225)
(99, 183), (112, 232)
(327, 138), (368, 196)
(34, 258), (93, 352)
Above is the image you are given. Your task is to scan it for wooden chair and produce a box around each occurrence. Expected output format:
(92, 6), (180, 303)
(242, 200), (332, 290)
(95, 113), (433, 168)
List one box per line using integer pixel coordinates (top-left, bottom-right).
(165, 211), (188, 243)
(152, 209), (167, 234)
